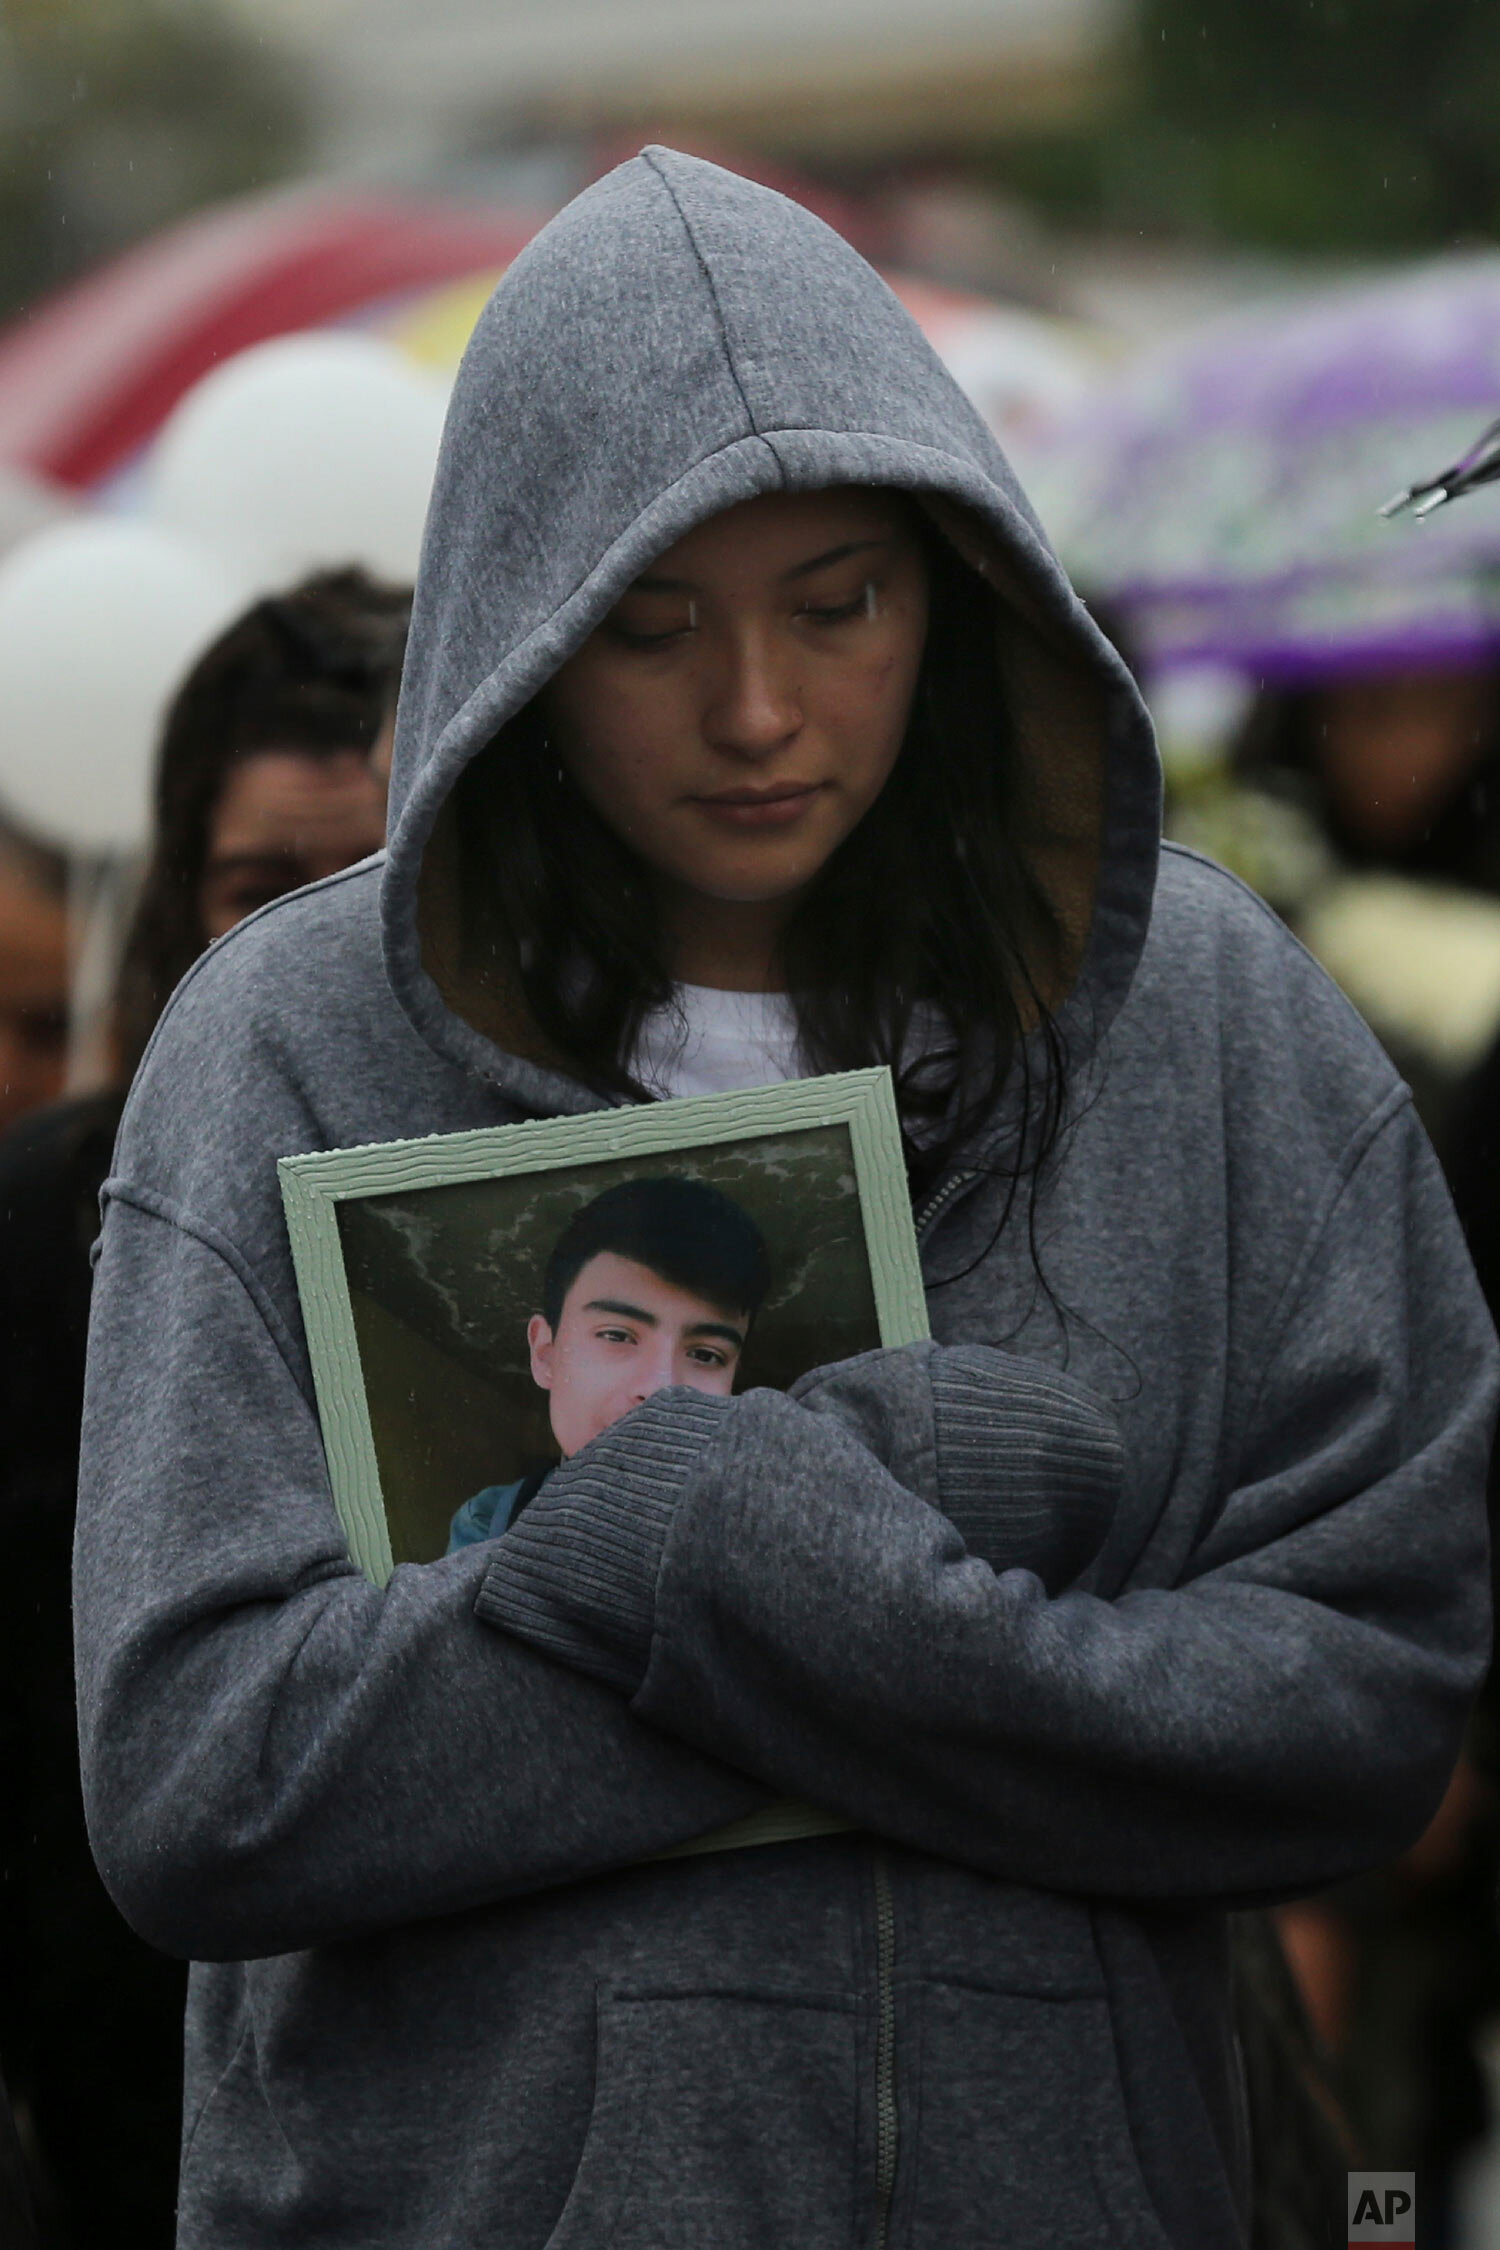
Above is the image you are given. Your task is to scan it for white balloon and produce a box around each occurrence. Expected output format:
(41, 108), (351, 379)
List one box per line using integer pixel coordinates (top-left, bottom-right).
(0, 462), (73, 565)
(0, 517), (246, 852)
(938, 311), (1098, 482)
(148, 332), (449, 590)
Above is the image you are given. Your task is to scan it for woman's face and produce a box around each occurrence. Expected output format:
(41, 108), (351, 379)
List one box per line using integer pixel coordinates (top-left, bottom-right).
(542, 488), (928, 983)
(199, 748), (387, 942)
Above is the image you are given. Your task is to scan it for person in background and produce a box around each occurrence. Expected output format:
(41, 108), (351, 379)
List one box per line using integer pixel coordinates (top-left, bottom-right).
(111, 568), (406, 1067)
(0, 566), (408, 2250)
(1231, 656), (1500, 2231)
(1235, 660), (1500, 895)
(0, 819), (69, 1137)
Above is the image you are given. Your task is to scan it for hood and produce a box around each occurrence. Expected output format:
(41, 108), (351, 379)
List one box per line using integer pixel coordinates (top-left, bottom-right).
(382, 146), (1160, 1120)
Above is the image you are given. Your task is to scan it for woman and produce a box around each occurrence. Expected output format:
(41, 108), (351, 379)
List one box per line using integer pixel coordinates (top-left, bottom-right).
(75, 152), (1495, 2249)
(0, 568), (403, 2248)
(113, 565), (406, 1069)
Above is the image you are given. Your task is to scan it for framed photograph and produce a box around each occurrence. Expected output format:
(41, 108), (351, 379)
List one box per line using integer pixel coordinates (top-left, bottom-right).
(280, 1068), (928, 1590)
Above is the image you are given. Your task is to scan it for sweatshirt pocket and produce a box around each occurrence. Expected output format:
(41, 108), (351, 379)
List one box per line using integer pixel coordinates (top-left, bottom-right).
(542, 1986), (860, 2250)
(908, 1978), (1175, 2250)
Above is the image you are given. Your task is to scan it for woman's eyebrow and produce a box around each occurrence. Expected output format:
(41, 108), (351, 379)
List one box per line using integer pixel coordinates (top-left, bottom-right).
(783, 537), (888, 583)
(628, 537), (890, 598)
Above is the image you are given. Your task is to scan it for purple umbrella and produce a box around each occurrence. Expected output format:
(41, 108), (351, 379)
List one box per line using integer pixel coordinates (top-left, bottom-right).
(1035, 255), (1500, 682)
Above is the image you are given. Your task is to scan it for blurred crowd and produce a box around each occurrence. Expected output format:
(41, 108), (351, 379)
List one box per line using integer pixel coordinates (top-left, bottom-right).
(0, 566), (410, 2244)
(1178, 652), (1500, 2250)
(3, 161), (1500, 2250)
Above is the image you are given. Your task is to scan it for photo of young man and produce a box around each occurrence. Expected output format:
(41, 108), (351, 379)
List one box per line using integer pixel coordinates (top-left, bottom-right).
(447, 1174), (770, 1552)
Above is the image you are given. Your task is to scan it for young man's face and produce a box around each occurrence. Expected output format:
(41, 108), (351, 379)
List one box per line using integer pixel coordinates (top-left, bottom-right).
(527, 1250), (749, 1458)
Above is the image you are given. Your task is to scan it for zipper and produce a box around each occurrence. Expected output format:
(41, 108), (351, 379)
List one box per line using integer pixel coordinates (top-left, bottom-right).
(913, 1167), (979, 1239)
(872, 1848), (898, 2250)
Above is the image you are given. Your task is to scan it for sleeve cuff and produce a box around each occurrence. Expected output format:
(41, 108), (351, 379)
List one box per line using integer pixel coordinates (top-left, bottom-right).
(473, 1387), (734, 1691)
(930, 1346), (1123, 1589)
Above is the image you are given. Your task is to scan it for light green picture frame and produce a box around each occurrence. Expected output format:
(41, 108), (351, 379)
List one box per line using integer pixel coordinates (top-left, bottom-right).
(280, 1067), (928, 1589)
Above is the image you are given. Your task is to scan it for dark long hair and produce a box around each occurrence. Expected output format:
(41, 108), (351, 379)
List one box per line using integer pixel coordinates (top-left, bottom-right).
(449, 525), (1070, 1200)
(114, 567), (410, 1073)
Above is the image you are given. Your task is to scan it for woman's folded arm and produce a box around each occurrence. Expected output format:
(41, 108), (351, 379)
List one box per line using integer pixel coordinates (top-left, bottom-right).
(477, 1101), (1498, 1903)
(75, 1196), (769, 1963)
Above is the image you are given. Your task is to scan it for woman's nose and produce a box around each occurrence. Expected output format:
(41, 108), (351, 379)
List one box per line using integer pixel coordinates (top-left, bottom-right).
(703, 626), (801, 760)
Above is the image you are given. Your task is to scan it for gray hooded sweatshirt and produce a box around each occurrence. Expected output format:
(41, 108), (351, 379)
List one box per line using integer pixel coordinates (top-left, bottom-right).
(77, 150), (1497, 2250)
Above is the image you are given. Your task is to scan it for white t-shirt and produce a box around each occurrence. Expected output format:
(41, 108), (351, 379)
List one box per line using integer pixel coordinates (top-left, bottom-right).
(631, 983), (805, 1100)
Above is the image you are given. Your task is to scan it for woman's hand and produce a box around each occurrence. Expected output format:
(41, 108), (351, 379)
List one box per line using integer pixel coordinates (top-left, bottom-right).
(789, 1341), (1121, 1594)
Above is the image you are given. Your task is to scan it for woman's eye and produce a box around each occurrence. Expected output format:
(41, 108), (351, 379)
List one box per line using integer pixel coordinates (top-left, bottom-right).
(798, 591), (874, 626)
(604, 599), (698, 649)
(605, 623), (690, 649)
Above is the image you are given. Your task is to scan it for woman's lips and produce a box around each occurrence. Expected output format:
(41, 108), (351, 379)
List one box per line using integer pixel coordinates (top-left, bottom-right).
(690, 783), (823, 829)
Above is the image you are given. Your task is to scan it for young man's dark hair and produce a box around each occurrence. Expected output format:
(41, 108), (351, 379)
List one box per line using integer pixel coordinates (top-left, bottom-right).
(541, 1174), (770, 1330)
